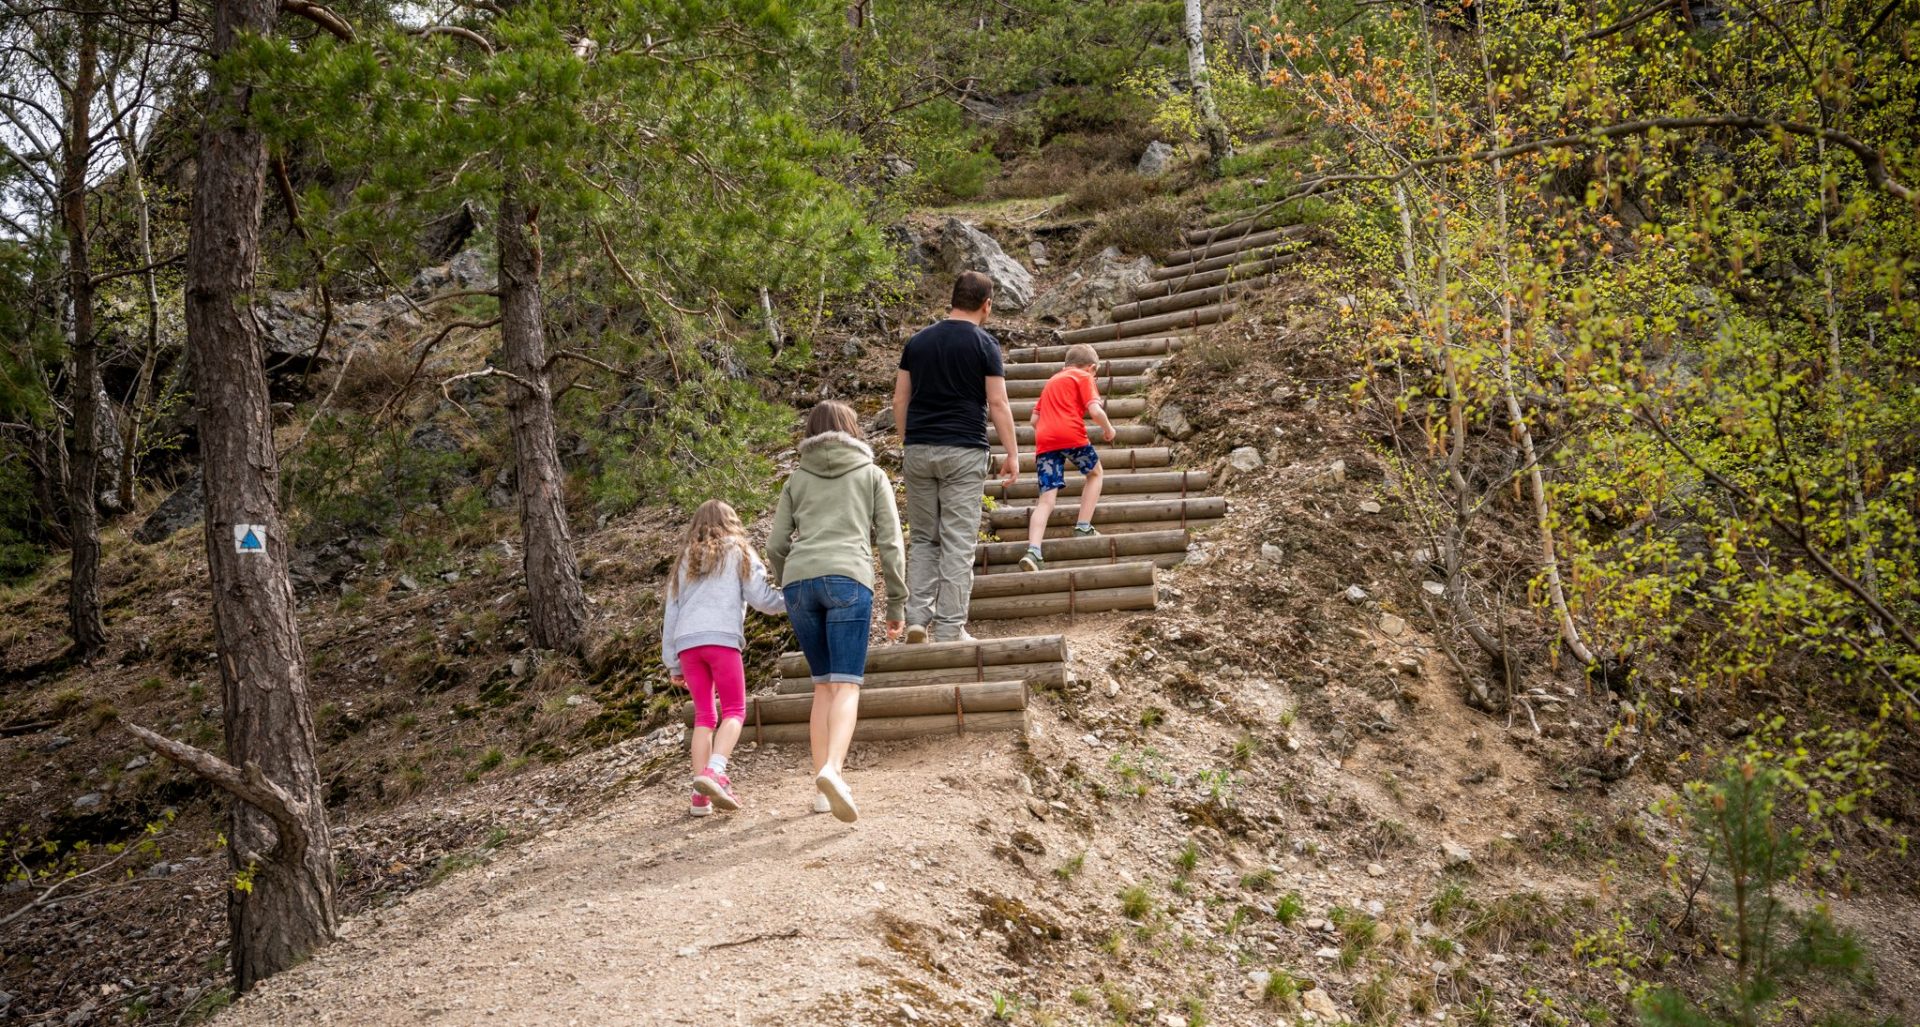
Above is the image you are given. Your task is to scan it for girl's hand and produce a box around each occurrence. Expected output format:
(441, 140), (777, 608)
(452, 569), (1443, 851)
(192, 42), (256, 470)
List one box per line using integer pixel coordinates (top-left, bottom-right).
(885, 619), (905, 641)
(671, 674), (686, 688)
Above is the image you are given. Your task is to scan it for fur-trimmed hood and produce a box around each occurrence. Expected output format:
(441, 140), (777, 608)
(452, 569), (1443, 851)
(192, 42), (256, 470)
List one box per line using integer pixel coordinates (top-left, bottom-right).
(796, 430), (875, 479)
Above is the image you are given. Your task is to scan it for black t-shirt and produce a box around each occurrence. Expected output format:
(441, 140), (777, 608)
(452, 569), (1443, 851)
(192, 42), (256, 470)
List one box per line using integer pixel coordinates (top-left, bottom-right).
(899, 318), (1004, 449)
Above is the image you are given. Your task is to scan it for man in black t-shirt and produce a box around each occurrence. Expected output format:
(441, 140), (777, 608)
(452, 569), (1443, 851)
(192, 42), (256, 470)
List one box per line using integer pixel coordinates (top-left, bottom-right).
(891, 271), (1021, 643)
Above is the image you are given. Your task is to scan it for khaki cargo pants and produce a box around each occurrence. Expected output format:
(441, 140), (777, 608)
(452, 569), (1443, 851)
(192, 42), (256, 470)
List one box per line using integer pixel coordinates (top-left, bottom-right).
(902, 444), (989, 640)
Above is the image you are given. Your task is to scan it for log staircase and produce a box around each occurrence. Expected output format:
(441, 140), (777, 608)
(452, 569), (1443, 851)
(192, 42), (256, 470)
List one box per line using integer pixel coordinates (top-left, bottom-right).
(740, 209), (1297, 743)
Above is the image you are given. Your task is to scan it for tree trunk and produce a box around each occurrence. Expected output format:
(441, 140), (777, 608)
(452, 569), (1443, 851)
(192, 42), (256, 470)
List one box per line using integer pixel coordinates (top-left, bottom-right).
(1184, 0), (1232, 176)
(496, 186), (589, 653)
(108, 87), (163, 510)
(62, 14), (107, 660)
(184, 0), (336, 991)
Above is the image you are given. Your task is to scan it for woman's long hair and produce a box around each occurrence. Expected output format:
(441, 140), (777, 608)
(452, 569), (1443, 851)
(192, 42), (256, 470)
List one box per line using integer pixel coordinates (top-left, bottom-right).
(668, 499), (752, 599)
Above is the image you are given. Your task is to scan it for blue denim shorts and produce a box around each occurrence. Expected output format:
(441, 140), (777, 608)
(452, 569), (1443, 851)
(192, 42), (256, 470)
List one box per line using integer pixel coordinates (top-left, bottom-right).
(1035, 444), (1100, 494)
(783, 575), (874, 684)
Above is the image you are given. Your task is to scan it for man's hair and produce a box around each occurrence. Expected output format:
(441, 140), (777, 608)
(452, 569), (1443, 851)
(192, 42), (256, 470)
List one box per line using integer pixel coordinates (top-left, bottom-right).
(951, 271), (994, 312)
(1064, 344), (1100, 368)
(803, 399), (861, 439)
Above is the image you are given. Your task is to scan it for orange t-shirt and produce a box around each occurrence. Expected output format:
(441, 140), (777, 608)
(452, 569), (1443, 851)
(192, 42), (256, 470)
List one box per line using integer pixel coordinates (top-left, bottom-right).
(1032, 366), (1100, 454)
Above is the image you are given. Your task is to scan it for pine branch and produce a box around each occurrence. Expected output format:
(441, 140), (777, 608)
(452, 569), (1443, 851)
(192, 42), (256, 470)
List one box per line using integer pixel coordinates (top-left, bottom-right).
(279, 0), (354, 43)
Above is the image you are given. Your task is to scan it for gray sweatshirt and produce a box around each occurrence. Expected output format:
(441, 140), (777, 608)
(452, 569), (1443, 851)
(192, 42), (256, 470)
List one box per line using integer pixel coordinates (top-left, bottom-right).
(660, 545), (787, 675)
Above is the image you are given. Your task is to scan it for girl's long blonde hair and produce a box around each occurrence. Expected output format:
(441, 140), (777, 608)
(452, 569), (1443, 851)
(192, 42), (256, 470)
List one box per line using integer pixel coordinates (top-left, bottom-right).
(668, 499), (752, 599)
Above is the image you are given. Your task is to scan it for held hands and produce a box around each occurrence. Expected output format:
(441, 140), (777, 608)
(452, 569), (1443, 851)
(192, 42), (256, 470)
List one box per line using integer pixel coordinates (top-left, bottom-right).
(885, 619), (905, 642)
(999, 452), (1020, 486)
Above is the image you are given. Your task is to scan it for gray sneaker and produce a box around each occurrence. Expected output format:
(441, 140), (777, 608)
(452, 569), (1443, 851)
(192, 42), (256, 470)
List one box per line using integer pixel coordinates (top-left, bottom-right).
(1073, 524), (1100, 537)
(904, 623), (928, 644)
(1018, 549), (1045, 573)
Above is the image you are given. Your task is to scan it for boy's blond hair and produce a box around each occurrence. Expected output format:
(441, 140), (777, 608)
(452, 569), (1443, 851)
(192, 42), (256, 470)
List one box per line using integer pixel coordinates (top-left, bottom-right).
(1063, 343), (1100, 368)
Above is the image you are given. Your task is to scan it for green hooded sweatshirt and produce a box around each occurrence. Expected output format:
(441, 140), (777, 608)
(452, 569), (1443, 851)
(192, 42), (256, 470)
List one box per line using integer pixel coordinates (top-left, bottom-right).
(767, 431), (909, 621)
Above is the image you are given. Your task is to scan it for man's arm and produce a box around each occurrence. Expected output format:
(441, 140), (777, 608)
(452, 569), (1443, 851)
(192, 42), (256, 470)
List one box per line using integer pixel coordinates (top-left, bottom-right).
(892, 369), (912, 441)
(986, 375), (1020, 485)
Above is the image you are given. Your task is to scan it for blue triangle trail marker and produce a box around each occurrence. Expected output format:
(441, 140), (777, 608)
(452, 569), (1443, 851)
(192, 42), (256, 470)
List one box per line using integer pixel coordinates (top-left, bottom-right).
(233, 524), (268, 555)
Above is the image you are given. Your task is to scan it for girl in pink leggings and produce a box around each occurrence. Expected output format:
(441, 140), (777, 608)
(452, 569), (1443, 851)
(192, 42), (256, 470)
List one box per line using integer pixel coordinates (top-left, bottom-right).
(662, 500), (786, 815)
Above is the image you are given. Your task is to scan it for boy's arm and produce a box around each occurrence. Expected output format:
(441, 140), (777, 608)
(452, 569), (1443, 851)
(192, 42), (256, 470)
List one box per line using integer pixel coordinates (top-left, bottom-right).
(1085, 377), (1116, 442)
(1088, 396), (1116, 442)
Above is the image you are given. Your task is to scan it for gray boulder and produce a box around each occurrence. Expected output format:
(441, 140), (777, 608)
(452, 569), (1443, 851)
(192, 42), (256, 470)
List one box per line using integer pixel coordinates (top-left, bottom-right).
(933, 219), (1034, 311)
(1136, 141), (1175, 176)
(133, 471), (203, 544)
(1154, 403), (1195, 441)
(1027, 247), (1154, 326)
(409, 248), (496, 298)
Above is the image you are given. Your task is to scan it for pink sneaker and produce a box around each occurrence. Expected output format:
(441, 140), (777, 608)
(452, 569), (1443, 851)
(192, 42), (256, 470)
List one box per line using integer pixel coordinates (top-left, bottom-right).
(693, 770), (742, 812)
(689, 792), (712, 817)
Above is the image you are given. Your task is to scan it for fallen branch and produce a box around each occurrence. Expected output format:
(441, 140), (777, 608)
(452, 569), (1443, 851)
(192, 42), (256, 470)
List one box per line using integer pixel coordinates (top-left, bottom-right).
(124, 723), (312, 864)
(703, 928), (802, 951)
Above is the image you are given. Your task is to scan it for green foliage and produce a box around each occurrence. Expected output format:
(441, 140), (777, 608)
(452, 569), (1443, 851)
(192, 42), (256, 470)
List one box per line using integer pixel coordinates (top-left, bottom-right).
(1636, 760), (1870, 1027)
(1270, 0), (1918, 742)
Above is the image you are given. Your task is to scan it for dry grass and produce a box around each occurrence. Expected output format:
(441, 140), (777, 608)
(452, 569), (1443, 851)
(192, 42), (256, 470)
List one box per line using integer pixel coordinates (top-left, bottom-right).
(1080, 197), (1185, 260)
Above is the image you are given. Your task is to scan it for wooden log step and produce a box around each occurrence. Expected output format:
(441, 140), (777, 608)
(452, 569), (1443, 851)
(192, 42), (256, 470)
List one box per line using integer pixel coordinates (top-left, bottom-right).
(1009, 517), (1222, 539)
(1150, 245), (1304, 282)
(777, 661), (1068, 694)
(1109, 277), (1277, 324)
(777, 633), (1067, 680)
(684, 679), (1026, 727)
(978, 550), (1187, 574)
(970, 560), (1155, 600)
(990, 423), (1158, 447)
(994, 446), (1172, 472)
(986, 496), (1227, 531)
(730, 709), (1029, 745)
(985, 469), (1210, 503)
(1055, 304), (1235, 345)
(1005, 374), (1152, 399)
(1183, 213), (1281, 245)
(1164, 225), (1311, 267)
(1008, 336), (1188, 363)
(1130, 256), (1292, 302)
(1009, 397), (1148, 421)
(974, 527), (1190, 570)
(970, 582), (1156, 620)
(1002, 356), (1164, 379)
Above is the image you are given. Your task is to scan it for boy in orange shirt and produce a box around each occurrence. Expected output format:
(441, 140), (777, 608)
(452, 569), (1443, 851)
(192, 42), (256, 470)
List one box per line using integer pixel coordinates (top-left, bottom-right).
(1019, 344), (1117, 572)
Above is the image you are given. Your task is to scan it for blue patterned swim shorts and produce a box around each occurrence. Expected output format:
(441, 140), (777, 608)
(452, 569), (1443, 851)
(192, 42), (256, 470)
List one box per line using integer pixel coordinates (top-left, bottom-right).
(1034, 444), (1100, 494)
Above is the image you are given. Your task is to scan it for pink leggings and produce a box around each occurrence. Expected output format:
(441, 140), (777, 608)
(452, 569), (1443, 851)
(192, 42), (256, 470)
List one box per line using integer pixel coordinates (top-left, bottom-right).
(681, 645), (747, 730)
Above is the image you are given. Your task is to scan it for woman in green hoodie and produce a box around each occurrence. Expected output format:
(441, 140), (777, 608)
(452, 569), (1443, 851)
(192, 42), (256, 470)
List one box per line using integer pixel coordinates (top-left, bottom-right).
(767, 400), (908, 823)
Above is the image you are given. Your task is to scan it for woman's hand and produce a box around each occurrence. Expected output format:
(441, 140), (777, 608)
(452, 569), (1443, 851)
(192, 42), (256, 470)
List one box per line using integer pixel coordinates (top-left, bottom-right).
(885, 619), (905, 641)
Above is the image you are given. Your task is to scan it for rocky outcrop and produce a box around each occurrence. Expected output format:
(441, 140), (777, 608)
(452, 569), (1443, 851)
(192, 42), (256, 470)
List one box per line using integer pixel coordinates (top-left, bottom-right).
(1027, 247), (1154, 326)
(132, 471), (202, 544)
(913, 218), (1034, 312)
(1136, 140), (1175, 176)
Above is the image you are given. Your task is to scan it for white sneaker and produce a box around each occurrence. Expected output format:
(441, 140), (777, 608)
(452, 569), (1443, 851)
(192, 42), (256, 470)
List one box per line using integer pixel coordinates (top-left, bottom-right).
(814, 769), (859, 823)
(812, 793), (831, 814)
(935, 629), (977, 644)
(904, 624), (928, 644)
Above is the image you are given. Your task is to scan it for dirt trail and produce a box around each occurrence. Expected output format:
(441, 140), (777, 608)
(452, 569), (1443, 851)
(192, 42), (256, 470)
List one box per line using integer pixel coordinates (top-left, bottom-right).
(215, 725), (1038, 1026)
